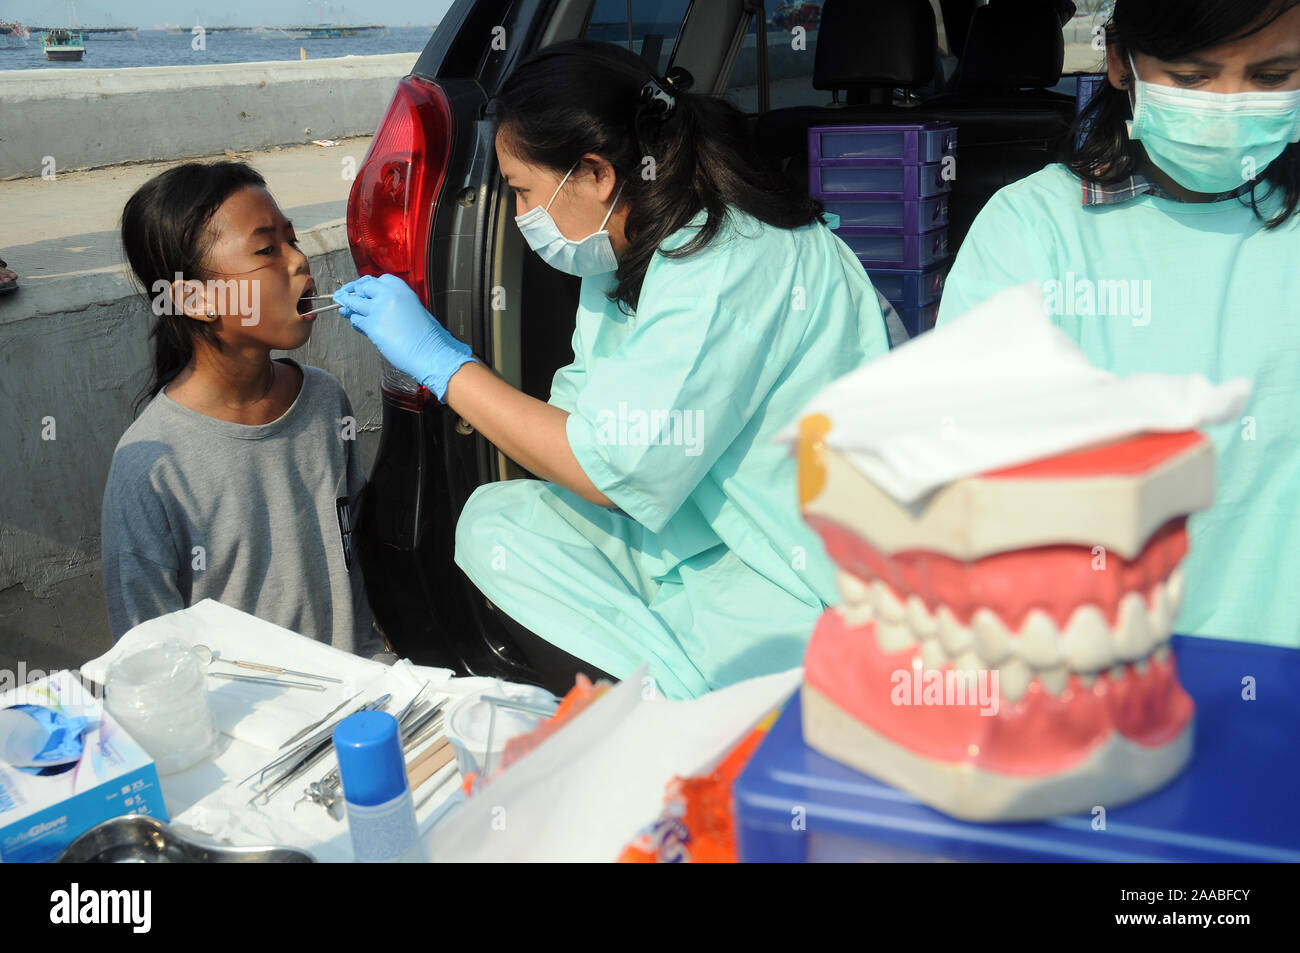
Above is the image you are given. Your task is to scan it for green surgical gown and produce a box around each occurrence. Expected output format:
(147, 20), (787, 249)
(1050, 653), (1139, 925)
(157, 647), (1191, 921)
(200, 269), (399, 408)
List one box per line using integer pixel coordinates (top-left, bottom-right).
(454, 207), (890, 698)
(938, 163), (1300, 648)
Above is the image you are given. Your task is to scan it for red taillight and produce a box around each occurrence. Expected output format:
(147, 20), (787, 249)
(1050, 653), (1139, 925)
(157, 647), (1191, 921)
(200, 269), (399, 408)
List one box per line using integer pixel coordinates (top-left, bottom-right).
(346, 75), (452, 306)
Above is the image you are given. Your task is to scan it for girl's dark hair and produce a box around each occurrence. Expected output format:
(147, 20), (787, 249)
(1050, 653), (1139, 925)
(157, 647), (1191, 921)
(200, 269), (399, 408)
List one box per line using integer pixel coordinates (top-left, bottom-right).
(121, 161), (267, 413)
(1068, 0), (1300, 227)
(488, 39), (828, 314)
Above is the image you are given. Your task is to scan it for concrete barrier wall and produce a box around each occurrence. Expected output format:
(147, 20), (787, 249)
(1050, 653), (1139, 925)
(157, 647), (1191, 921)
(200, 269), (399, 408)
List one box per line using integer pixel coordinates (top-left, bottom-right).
(0, 52), (418, 180)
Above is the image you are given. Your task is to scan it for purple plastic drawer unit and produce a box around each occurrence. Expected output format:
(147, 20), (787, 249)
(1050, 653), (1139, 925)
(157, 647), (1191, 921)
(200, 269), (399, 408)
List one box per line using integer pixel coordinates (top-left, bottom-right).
(889, 299), (940, 337)
(821, 195), (949, 234)
(865, 258), (951, 310)
(840, 228), (947, 270)
(812, 162), (952, 199)
(809, 122), (957, 165)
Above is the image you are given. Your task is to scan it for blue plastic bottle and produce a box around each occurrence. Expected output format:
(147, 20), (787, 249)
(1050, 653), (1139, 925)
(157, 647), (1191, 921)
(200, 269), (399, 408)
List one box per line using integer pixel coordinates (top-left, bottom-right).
(333, 711), (426, 862)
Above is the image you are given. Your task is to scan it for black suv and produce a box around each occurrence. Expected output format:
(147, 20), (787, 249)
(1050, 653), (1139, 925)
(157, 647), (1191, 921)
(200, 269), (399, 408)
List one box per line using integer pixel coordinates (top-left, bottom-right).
(346, 0), (1083, 694)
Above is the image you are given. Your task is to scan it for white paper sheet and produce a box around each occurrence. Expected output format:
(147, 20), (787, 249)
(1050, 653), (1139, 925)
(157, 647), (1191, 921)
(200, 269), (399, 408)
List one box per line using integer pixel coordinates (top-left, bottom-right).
(774, 282), (1251, 503)
(424, 666), (802, 862)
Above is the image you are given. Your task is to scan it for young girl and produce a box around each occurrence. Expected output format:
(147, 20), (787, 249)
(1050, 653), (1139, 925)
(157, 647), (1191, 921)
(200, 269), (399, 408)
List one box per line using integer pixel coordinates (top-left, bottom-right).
(937, 0), (1300, 647)
(102, 161), (379, 655)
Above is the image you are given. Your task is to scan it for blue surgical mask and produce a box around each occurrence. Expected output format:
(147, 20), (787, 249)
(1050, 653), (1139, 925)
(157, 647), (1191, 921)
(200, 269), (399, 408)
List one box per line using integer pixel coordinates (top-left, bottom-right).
(514, 160), (626, 276)
(1127, 54), (1300, 194)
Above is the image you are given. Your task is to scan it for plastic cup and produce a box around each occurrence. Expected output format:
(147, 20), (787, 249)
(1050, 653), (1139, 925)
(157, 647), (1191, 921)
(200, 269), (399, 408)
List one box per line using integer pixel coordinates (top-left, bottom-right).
(105, 639), (216, 775)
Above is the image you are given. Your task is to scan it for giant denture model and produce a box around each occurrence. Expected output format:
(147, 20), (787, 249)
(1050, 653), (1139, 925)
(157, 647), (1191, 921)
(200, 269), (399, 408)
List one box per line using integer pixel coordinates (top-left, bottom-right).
(796, 414), (1203, 822)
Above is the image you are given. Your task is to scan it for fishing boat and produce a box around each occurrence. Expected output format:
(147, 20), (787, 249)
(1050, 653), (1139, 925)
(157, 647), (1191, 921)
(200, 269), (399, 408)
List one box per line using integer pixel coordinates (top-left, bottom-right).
(43, 28), (86, 61)
(0, 20), (30, 48)
(87, 28), (139, 41)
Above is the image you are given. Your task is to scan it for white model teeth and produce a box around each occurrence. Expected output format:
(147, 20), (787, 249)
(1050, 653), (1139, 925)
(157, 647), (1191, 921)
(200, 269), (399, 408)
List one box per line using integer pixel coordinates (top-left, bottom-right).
(970, 608), (1012, 664)
(936, 606), (973, 655)
(876, 620), (916, 654)
(1148, 583), (1171, 642)
(1039, 665), (1069, 697)
(998, 657), (1032, 703)
(1017, 610), (1063, 669)
(907, 595), (939, 640)
(833, 570), (875, 627)
(1167, 567), (1184, 617)
(1113, 592), (1153, 662)
(920, 639), (947, 671)
(837, 569), (873, 605)
(952, 650), (983, 678)
(846, 571), (1185, 700)
(1060, 604), (1113, 672)
(872, 579), (906, 623)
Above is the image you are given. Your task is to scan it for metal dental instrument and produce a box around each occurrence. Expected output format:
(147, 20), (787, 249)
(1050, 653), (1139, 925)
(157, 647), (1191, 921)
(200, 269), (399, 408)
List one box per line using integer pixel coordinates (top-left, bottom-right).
(208, 671), (326, 691)
(221, 660), (343, 683)
(238, 692), (391, 788)
(296, 718), (448, 818)
(278, 691), (363, 749)
(393, 682), (435, 728)
(192, 643), (343, 683)
(300, 288), (356, 317)
(296, 701), (448, 817)
(248, 692), (410, 807)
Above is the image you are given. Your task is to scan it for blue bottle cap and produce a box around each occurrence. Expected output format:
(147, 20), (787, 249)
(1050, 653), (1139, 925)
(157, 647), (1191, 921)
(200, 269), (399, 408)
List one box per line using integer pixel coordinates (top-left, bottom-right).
(332, 710), (409, 807)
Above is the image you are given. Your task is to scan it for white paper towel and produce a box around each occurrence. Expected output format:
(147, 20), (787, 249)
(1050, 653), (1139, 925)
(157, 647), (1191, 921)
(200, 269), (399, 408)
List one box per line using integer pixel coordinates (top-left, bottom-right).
(81, 599), (455, 751)
(774, 282), (1251, 503)
(424, 665), (802, 862)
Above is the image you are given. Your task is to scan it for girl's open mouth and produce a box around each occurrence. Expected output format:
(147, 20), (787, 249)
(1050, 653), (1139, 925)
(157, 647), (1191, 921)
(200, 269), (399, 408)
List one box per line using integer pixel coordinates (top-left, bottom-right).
(297, 280), (317, 317)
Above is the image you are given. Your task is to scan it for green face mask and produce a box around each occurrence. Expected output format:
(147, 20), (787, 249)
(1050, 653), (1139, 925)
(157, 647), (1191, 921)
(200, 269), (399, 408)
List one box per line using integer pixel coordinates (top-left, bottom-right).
(1126, 54), (1300, 194)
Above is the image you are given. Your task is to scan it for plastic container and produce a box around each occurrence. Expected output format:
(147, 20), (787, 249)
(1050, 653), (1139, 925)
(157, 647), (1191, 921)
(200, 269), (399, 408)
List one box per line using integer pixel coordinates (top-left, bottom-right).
(820, 196), (949, 233)
(808, 122), (956, 164)
(444, 681), (555, 780)
(733, 636), (1300, 862)
(888, 299), (941, 337)
(104, 640), (216, 775)
(333, 710), (425, 863)
(838, 229), (948, 269)
(812, 162), (952, 198)
(864, 259), (951, 309)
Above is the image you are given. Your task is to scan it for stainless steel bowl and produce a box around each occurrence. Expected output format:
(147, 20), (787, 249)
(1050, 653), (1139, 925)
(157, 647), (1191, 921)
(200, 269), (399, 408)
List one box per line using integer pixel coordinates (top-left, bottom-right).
(57, 814), (316, 863)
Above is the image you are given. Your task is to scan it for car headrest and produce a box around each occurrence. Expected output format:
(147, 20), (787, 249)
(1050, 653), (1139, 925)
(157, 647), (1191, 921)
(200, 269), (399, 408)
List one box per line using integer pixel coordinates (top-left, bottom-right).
(957, 0), (1066, 90)
(813, 0), (937, 91)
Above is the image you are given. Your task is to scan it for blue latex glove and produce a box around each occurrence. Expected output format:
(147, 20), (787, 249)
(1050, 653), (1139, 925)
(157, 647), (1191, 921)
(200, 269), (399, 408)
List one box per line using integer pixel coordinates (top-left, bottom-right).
(334, 274), (477, 401)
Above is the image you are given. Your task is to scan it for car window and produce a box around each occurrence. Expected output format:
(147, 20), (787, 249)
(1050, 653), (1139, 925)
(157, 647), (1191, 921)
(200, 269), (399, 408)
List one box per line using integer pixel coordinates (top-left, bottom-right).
(724, 1), (954, 115)
(582, 0), (694, 76)
(1063, 1), (1110, 76)
(725, 3), (822, 114)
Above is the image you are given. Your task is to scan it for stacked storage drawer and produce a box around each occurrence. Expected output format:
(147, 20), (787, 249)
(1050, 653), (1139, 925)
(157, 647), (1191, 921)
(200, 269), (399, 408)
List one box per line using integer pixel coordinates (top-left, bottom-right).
(809, 122), (956, 337)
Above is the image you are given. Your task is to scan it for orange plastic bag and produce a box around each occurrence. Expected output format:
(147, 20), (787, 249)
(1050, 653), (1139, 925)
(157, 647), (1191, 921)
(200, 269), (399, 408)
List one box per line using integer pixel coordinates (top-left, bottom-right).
(617, 708), (780, 863)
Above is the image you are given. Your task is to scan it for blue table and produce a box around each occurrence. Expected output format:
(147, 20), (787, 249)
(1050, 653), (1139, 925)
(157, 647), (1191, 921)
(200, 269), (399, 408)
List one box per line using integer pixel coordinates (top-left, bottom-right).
(733, 635), (1300, 862)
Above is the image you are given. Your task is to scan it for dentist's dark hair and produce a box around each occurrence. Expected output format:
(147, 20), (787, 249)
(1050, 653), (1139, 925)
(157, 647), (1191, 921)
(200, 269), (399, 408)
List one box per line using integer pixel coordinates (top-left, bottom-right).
(488, 39), (829, 314)
(120, 161), (266, 414)
(1069, 0), (1300, 227)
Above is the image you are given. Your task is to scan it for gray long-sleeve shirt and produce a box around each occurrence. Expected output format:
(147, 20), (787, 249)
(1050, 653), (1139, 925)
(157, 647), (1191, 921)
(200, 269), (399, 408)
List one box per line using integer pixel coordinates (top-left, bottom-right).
(100, 358), (377, 654)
